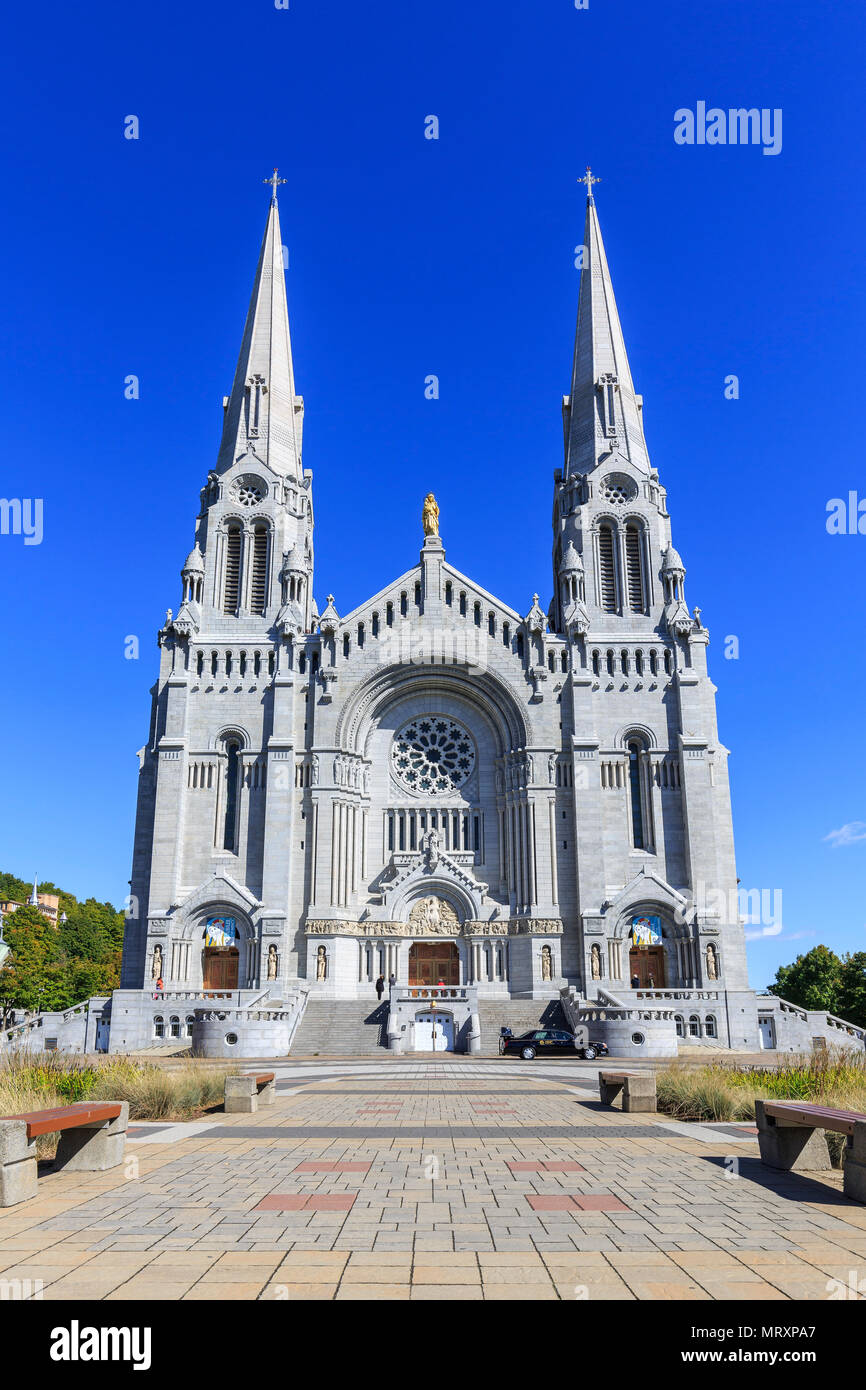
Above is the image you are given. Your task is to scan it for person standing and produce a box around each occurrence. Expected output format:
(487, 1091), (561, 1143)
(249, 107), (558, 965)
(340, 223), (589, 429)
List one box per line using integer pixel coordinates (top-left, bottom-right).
(375, 974), (385, 1001)
(388, 972), (396, 991)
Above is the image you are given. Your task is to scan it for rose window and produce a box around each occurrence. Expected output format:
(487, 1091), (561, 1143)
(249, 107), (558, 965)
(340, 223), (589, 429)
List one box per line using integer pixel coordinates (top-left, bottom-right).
(600, 474), (638, 506)
(391, 717), (476, 795)
(232, 476), (266, 507)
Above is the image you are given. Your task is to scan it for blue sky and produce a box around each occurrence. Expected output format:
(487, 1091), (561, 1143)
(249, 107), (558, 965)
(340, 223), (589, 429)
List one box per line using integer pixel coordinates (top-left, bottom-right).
(0, 0), (863, 989)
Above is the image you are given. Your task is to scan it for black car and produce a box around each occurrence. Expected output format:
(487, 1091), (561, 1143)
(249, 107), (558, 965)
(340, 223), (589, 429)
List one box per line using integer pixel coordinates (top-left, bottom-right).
(498, 1027), (609, 1061)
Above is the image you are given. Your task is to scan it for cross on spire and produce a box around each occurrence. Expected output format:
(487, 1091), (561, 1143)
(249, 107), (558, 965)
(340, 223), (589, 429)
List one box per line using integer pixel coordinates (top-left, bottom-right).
(264, 167), (287, 202)
(578, 166), (601, 201)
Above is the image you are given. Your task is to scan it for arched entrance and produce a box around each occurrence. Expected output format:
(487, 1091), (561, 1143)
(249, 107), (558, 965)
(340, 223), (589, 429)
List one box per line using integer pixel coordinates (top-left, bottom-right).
(628, 945), (664, 988)
(202, 915), (240, 990)
(409, 941), (460, 986)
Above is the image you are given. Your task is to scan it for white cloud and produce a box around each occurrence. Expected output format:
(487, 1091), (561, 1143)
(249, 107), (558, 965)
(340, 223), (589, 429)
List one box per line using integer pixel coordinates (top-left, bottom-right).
(823, 822), (866, 848)
(744, 922), (783, 941)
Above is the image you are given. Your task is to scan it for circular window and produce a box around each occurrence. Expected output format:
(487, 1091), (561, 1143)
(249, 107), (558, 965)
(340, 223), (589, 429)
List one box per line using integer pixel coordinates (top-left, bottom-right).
(232, 475), (266, 507)
(224, 1032), (238, 1046)
(600, 473), (638, 506)
(391, 716), (476, 796)
(631, 1032), (645, 1046)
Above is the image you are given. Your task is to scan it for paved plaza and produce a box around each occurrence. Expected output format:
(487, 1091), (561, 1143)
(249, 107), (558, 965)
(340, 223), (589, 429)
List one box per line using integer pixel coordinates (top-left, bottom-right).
(2, 1060), (866, 1301)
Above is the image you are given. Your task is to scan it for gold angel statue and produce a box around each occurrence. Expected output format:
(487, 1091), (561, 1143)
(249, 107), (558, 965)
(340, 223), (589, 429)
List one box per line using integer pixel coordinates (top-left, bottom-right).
(422, 492), (439, 537)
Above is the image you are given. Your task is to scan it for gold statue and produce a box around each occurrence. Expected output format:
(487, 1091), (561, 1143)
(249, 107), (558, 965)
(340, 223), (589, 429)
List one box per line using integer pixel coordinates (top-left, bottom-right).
(422, 492), (440, 537)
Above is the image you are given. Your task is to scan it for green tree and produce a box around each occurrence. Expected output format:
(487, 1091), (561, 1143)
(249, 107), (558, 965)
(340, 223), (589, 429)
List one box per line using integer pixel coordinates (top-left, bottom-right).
(0, 906), (69, 1012)
(768, 944), (843, 1014)
(836, 952), (866, 1030)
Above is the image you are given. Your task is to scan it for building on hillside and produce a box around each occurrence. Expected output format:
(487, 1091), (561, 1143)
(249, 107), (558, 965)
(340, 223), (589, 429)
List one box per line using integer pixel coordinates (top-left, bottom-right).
(0, 882), (61, 926)
(96, 172), (863, 1059)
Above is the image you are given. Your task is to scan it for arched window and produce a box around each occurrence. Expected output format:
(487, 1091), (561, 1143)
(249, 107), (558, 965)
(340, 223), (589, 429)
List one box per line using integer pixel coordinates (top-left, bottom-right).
(357, 623), (365, 649)
(169, 1015), (180, 1038)
(625, 521), (645, 613)
(343, 633), (350, 658)
(627, 738), (648, 850)
(688, 1014), (700, 1037)
(250, 525), (269, 615)
(185, 1015), (195, 1038)
(473, 602), (482, 627)
(598, 523), (617, 612)
(503, 621), (510, 647)
(488, 612), (496, 637)
(223, 738), (241, 850)
(371, 612), (379, 638)
(445, 582), (452, 606)
(592, 650), (600, 677)
(400, 591), (408, 617)
(674, 1014), (684, 1038)
(664, 649), (673, 676)
(705, 1014), (717, 1039)
(153, 1015), (164, 1039)
(386, 602), (393, 627)
(222, 525), (242, 614)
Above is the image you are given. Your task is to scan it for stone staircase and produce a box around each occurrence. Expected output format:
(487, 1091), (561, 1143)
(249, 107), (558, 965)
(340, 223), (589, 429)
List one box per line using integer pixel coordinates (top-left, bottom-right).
(476, 999), (567, 1056)
(290, 999), (390, 1055)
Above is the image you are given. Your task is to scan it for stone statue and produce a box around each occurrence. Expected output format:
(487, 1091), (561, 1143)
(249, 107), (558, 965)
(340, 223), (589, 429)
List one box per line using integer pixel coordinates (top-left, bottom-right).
(541, 944), (552, 982)
(311, 754), (319, 786)
(422, 492), (440, 537)
(421, 828), (441, 872)
(151, 944), (162, 980)
(316, 945), (327, 981)
(591, 943), (601, 980)
(705, 943), (717, 981)
(267, 944), (278, 980)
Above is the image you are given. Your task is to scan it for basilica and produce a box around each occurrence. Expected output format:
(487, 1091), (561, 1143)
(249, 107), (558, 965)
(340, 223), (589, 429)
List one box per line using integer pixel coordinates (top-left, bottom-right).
(110, 171), (793, 1057)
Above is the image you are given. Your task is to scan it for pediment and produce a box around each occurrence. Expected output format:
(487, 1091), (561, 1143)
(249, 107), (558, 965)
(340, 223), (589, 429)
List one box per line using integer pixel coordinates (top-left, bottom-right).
(606, 867), (691, 925)
(173, 871), (263, 922)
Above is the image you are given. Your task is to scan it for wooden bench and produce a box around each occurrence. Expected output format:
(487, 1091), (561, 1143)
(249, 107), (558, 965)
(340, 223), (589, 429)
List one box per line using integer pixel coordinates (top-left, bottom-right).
(755, 1100), (866, 1202)
(0, 1101), (129, 1207)
(598, 1070), (656, 1113)
(224, 1071), (276, 1114)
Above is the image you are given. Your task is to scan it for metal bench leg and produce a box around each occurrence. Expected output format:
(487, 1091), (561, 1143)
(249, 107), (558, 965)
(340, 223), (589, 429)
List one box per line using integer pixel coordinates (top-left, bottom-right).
(754, 1101), (832, 1172)
(54, 1103), (130, 1173)
(0, 1121), (38, 1207)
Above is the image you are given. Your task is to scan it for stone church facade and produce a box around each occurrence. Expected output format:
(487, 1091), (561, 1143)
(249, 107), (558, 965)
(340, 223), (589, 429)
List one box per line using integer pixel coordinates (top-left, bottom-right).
(114, 175), (790, 1055)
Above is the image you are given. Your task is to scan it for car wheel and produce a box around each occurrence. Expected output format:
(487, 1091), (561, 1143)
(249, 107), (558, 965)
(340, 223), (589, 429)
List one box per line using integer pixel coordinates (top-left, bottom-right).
(521, 1046), (536, 1061)
(583, 1046), (597, 1061)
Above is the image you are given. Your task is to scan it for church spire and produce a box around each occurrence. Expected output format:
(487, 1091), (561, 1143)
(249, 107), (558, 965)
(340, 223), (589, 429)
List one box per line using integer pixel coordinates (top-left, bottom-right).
(216, 172), (303, 479)
(564, 170), (651, 477)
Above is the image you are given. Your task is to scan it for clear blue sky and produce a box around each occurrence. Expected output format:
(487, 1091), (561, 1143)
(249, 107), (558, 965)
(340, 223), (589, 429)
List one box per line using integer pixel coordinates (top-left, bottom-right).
(1, 0), (863, 990)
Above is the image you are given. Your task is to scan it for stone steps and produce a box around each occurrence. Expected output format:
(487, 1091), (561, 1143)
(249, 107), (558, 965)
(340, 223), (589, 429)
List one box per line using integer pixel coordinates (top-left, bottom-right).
(290, 999), (390, 1055)
(476, 999), (567, 1056)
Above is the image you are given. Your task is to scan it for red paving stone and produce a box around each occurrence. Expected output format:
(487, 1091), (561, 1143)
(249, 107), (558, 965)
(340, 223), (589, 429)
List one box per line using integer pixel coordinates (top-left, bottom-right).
(525, 1195), (577, 1211)
(525, 1193), (629, 1213)
(572, 1194), (630, 1212)
(255, 1193), (358, 1212)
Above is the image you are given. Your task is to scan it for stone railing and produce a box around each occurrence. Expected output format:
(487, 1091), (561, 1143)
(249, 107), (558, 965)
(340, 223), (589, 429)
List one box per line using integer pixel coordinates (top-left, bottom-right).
(632, 989), (720, 1003)
(393, 986), (473, 1003)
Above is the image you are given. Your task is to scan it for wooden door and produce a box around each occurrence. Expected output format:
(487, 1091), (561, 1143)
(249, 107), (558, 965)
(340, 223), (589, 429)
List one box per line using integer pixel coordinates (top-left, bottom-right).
(628, 946), (665, 989)
(203, 948), (239, 991)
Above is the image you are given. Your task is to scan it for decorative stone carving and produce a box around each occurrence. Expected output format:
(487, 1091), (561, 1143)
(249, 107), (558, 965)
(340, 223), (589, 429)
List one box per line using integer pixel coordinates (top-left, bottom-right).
(316, 945), (327, 981)
(421, 829), (441, 872)
(151, 944), (162, 980)
(267, 944), (278, 980)
(591, 943), (601, 980)
(407, 896), (460, 933)
(391, 717), (475, 796)
(705, 943), (718, 981)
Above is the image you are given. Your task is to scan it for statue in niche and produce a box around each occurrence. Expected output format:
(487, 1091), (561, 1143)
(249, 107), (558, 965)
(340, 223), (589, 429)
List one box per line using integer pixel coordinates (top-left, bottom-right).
(267, 944), (278, 980)
(705, 943), (717, 981)
(151, 944), (162, 980)
(316, 945), (327, 981)
(591, 943), (601, 980)
(311, 755), (319, 786)
(541, 944), (552, 982)
(422, 492), (440, 537)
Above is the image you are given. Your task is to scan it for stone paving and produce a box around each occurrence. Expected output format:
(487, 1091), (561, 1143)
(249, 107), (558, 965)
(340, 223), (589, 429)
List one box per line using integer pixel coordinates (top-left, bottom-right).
(2, 1060), (866, 1300)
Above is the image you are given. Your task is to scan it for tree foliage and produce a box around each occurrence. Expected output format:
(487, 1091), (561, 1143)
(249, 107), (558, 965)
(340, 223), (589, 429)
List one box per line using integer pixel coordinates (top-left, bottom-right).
(0, 872), (124, 1014)
(769, 944), (866, 1029)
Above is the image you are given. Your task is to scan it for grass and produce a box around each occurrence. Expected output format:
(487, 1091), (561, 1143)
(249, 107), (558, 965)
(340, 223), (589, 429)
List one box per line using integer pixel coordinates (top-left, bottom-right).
(0, 1053), (237, 1157)
(656, 1049), (866, 1165)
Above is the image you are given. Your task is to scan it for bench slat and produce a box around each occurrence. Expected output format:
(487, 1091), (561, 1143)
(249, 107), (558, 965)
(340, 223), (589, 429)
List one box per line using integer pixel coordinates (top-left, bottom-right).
(600, 1072), (641, 1082)
(2, 1102), (122, 1140)
(764, 1101), (866, 1136)
(244, 1073), (275, 1085)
